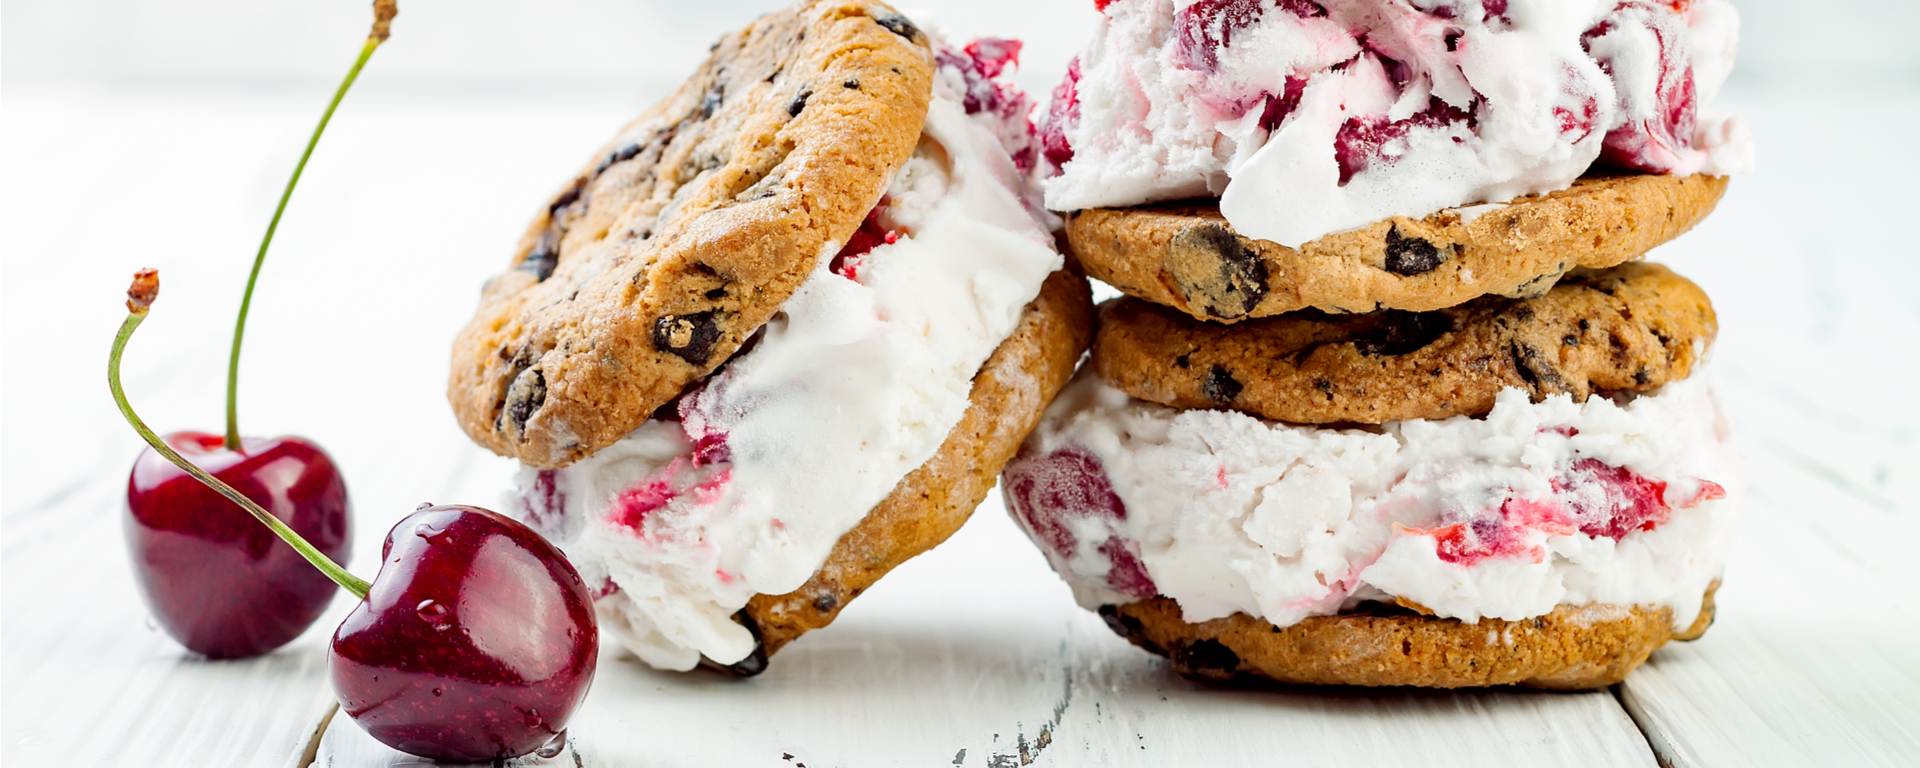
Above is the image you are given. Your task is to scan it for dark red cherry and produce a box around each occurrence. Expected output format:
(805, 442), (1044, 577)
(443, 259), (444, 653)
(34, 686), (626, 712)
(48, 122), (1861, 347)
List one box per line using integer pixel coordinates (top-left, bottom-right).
(330, 504), (596, 762)
(1039, 56), (1083, 174)
(1004, 445), (1156, 597)
(125, 431), (351, 658)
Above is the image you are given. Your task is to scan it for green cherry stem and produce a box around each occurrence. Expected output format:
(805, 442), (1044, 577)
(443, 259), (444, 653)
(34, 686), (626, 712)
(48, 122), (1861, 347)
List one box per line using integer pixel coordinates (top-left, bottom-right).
(118, 270), (372, 600)
(224, 0), (399, 450)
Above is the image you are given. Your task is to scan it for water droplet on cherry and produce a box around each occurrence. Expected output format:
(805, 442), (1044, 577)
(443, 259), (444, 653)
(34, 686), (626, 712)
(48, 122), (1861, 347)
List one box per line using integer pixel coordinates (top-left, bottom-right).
(416, 502), (434, 511)
(332, 504), (597, 761)
(414, 599), (456, 632)
(416, 599), (446, 621)
(537, 731), (568, 759)
(145, 616), (158, 632)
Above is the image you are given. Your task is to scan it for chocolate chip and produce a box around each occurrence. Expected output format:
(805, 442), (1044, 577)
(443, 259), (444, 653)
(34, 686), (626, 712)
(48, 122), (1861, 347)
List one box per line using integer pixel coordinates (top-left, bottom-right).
(1174, 353), (1191, 369)
(652, 311), (723, 365)
(699, 82), (726, 120)
(519, 249), (558, 282)
(843, 77), (860, 89)
(705, 287), (728, 300)
(1176, 639), (1241, 673)
(1168, 223), (1269, 319)
(711, 610), (769, 678)
(874, 12), (920, 41)
(1563, 333), (1579, 346)
(518, 226), (563, 282)
(1097, 605), (1160, 655)
(1509, 341), (1569, 394)
(1201, 365), (1242, 403)
(1354, 310), (1454, 356)
(596, 143), (644, 175)
(1383, 225), (1444, 276)
(812, 593), (838, 613)
(1508, 269), (1562, 299)
(549, 179), (584, 213)
(787, 88), (812, 117)
(1634, 369), (1650, 385)
(503, 368), (546, 435)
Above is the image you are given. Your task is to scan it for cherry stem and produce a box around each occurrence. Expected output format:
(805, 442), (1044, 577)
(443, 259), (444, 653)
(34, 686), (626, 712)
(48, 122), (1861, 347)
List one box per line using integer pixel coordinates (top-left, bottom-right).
(117, 271), (372, 601)
(225, 2), (397, 450)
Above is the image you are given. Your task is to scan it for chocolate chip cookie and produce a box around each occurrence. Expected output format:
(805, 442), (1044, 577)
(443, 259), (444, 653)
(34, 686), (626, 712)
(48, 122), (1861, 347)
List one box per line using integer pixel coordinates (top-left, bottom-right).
(711, 268), (1096, 674)
(1093, 261), (1716, 425)
(1066, 173), (1726, 322)
(1101, 582), (1718, 689)
(450, 0), (936, 468)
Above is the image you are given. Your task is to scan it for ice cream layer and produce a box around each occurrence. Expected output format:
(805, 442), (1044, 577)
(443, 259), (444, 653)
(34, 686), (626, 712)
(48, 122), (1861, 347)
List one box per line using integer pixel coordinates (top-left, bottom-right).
(508, 39), (1062, 671)
(1041, 0), (1752, 247)
(1004, 371), (1742, 631)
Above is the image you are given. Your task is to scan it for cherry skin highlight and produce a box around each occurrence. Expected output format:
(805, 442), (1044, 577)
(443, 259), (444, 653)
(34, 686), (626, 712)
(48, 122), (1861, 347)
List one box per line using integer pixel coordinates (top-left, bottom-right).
(330, 504), (597, 762)
(126, 431), (351, 658)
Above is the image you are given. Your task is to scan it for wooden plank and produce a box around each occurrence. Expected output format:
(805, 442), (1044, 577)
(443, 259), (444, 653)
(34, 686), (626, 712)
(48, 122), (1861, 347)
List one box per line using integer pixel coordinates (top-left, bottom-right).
(1617, 433), (1920, 768)
(0, 479), (338, 768)
(1613, 88), (1920, 768)
(318, 499), (1659, 767)
(0, 87), (562, 767)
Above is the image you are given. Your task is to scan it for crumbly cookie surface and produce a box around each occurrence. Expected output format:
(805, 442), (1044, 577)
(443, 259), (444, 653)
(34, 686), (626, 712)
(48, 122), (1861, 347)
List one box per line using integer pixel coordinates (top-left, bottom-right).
(1065, 173), (1726, 322)
(1101, 582), (1720, 690)
(704, 270), (1095, 674)
(1093, 262), (1716, 425)
(449, 0), (936, 468)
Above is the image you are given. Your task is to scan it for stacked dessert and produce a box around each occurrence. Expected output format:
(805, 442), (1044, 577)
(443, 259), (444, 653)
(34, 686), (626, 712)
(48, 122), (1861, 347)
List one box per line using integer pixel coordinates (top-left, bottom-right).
(448, 2), (1091, 675)
(1004, 0), (1750, 688)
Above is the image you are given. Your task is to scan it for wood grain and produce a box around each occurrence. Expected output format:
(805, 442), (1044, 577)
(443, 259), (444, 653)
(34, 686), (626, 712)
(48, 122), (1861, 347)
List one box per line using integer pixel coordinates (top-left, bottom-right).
(6, 76), (1918, 768)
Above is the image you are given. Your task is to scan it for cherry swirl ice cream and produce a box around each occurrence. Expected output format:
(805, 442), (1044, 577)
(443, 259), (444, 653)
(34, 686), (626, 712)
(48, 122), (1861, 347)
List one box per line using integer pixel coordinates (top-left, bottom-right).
(1041, 0), (1752, 247)
(1004, 371), (1742, 633)
(506, 38), (1062, 671)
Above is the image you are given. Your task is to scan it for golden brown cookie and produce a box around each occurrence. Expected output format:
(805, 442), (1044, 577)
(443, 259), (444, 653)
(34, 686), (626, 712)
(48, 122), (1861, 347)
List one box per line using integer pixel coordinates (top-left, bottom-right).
(1066, 173), (1726, 322)
(704, 268), (1096, 674)
(1100, 581), (1721, 690)
(450, 0), (936, 468)
(1093, 261), (1716, 425)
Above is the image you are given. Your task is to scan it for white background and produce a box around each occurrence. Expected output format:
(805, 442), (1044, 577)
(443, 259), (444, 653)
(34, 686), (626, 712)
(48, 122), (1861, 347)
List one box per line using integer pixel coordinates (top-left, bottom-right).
(5, 0), (1919, 92)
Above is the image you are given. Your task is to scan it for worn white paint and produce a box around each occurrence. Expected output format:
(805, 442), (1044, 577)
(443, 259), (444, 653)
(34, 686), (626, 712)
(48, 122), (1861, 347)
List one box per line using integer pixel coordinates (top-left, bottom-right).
(4, 69), (1918, 768)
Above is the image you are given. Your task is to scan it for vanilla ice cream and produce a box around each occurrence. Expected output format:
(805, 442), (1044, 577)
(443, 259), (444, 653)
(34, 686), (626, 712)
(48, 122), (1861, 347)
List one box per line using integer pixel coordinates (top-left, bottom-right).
(1004, 371), (1742, 632)
(1041, 0), (1753, 247)
(507, 38), (1063, 670)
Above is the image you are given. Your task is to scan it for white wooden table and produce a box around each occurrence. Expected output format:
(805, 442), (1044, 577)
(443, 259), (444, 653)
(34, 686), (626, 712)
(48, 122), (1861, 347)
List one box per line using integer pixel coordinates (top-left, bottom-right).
(4, 77), (1917, 766)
